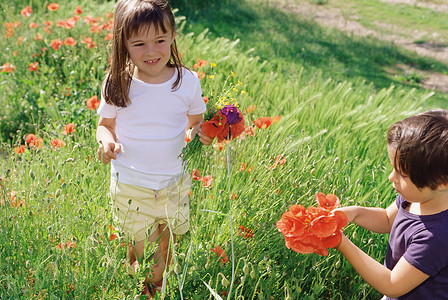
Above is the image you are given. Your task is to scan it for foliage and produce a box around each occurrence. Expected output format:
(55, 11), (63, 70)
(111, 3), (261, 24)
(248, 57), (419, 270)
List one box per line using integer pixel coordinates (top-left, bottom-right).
(0, 0), (445, 299)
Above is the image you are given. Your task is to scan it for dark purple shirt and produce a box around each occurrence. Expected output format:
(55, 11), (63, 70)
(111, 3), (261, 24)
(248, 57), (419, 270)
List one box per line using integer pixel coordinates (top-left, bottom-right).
(385, 195), (448, 299)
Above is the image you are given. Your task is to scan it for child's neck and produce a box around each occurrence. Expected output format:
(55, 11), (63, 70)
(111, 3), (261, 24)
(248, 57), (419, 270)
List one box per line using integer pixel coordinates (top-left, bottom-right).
(407, 192), (448, 215)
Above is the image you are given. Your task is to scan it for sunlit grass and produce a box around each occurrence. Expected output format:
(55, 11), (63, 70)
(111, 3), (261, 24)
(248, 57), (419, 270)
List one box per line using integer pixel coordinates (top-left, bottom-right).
(0, 0), (442, 299)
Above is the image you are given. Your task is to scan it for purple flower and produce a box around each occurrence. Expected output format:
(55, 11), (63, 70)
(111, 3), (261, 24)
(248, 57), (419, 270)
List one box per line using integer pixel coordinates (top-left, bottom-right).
(220, 105), (242, 125)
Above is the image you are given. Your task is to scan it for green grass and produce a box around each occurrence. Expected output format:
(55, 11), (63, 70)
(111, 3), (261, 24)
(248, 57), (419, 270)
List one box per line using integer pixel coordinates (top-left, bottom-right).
(0, 0), (446, 299)
(171, 0), (448, 107)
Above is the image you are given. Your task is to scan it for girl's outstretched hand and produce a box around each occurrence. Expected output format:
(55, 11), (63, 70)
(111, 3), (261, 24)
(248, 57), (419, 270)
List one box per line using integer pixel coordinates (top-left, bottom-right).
(97, 141), (121, 164)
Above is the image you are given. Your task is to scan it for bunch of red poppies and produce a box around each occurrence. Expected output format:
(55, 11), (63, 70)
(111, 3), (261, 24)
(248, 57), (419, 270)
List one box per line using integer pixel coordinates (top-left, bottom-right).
(201, 105), (245, 142)
(276, 193), (347, 256)
(180, 104), (245, 161)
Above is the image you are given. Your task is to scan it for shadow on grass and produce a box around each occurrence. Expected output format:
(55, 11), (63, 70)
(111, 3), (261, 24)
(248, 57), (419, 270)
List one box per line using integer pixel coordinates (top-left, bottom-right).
(172, 0), (448, 106)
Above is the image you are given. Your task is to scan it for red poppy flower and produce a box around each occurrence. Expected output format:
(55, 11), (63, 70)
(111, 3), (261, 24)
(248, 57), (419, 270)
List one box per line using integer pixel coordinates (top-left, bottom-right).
(64, 37), (77, 47)
(238, 225), (254, 239)
(47, 3), (59, 11)
(268, 155), (287, 170)
(210, 245), (228, 263)
(277, 194), (347, 256)
(26, 133), (36, 144)
(29, 22), (39, 28)
(201, 112), (227, 139)
(82, 37), (96, 49)
(14, 145), (26, 154)
(28, 62), (39, 72)
(74, 6), (82, 14)
(316, 192), (340, 210)
(50, 39), (63, 51)
(86, 95), (100, 110)
(201, 175), (213, 188)
(1, 63), (15, 73)
(63, 123), (75, 135)
(191, 169), (201, 181)
(51, 139), (65, 150)
(245, 105), (256, 113)
(203, 96), (209, 104)
(30, 138), (43, 149)
(20, 6), (32, 17)
(253, 116), (281, 129)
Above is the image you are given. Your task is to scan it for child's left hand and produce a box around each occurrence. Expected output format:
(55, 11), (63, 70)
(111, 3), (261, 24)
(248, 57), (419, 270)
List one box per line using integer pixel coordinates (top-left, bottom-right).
(189, 122), (213, 146)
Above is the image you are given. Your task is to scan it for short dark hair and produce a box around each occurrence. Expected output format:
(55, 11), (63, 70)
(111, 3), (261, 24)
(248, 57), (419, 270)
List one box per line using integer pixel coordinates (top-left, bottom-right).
(387, 109), (448, 189)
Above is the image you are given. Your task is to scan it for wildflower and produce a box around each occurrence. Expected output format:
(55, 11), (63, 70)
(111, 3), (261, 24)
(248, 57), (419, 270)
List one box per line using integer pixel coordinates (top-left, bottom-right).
(1, 63), (15, 73)
(201, 175), (213, 188)
(104, 33), (113, 41)
(82, 37), (96, 49)
(30, 138), (43, 149)
(28, 62), (39, 72)
(64, 37), (77, 46)
(203, 96), (208, 104)
(35, 33), (43, 41)
(57, 18), (76, 30)
(276, 195), (348, 256)
(63, 123), (75, 135)
(245, 105), (256, 113)
(268, 155), (287, 170)
(238, 225), (254, 239)
(51, 139), (65, 150)
(193, 59), (207, 70)
(316, 192), (340, 211)
(86, 95), (100, 110)
(43, 20), (52, 34)
(210, 245), (228, 263)
(74, 6), (82, 14)
(191, 169), (201, 181)
(244, 126), (255, 137)
(197, 72), (205, 79)
(213, 141), (225, 151)
(47, 3), (59, 11)
(253, 116), (281, 129)
(29, 22), (39, 28)
(20, 6), (32, 17)
(26, 134), (37, 144)
(14, 145), (26, 154)
(50, 39), (63, 51)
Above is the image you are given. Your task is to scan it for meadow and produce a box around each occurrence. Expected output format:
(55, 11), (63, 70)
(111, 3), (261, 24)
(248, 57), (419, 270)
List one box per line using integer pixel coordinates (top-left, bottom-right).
(1, 0), (447, 299)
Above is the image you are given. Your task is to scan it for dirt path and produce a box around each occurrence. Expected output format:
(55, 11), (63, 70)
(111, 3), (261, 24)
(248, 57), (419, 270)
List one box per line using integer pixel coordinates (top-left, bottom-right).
(269, 0), (448, 92)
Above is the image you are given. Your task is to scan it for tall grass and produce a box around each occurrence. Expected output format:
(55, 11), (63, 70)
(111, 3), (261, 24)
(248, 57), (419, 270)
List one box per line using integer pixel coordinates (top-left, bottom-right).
(0, 1), (441, 299)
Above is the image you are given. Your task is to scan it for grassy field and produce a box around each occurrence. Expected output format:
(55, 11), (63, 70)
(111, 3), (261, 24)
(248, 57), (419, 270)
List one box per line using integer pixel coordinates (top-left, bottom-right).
(1, 0), (447, 299)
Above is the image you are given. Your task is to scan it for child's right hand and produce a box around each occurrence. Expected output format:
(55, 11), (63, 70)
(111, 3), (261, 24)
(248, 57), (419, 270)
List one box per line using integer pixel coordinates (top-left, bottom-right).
(333, 206), (358, 223)
(97, 142), (121, 164)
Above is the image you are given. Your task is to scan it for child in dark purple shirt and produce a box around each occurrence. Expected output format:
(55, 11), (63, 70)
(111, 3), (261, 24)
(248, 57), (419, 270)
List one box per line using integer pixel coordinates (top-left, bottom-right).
(335, 109), (448, 299)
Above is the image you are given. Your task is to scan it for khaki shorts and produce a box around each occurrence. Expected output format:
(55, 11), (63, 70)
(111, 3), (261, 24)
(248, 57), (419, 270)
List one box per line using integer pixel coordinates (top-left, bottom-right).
(110, 175), (191, 241)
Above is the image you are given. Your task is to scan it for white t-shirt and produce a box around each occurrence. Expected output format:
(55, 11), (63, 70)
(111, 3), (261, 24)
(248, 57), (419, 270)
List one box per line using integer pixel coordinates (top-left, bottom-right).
(97, 68), (206, 189)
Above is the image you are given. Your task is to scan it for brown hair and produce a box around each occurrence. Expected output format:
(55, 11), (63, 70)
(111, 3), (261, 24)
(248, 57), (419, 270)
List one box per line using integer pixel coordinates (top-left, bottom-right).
(103, 0), (184, 107)
(387, 109), (448, 189)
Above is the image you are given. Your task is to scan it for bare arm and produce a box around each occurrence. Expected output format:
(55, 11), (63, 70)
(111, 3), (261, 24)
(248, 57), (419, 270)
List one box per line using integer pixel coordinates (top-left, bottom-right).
(96, 116), (121, 164)
(186, 114), (213, 146)
(336, 234), (429, 297)
(336, 202), (398, 233)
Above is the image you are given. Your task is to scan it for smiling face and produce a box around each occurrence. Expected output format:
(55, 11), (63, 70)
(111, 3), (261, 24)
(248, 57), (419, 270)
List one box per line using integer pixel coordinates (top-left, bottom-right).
(125, 24), (175, 84)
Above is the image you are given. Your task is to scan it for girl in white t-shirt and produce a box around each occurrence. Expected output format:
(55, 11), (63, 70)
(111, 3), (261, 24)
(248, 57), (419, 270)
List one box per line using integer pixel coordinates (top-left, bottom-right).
(95, 0), (212, 296)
